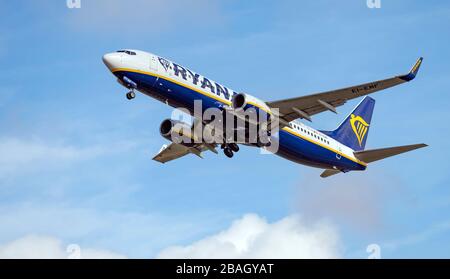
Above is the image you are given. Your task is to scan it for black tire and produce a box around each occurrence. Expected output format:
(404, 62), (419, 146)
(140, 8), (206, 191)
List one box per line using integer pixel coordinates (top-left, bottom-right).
(126, 91), (135, 100)
(229, 143), (239, 152)
(224, 147), (233, 158)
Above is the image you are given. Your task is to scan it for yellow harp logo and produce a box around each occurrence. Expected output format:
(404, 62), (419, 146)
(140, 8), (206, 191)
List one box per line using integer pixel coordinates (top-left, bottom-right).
(350, 114), (369, 146)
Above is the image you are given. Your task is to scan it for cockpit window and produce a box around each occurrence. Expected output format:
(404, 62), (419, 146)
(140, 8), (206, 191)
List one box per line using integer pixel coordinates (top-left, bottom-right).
(116, 50), (136, 55)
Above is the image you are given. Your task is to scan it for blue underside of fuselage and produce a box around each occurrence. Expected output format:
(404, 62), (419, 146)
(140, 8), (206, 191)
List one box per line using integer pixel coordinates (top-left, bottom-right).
(113, 70), (365, 171)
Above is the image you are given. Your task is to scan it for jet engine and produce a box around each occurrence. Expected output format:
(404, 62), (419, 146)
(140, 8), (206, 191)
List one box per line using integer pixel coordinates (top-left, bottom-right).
(230, 93), (274, 146)
(159, 119), (197, 147)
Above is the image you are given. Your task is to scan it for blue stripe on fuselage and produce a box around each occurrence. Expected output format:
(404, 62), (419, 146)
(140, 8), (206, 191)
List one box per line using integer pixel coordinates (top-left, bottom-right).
(113, 69), (366, 171)
(277, 129), (365, 170)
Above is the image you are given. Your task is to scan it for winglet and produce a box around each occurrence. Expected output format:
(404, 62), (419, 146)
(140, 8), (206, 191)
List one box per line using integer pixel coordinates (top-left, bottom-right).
(400, 57), (423, 82)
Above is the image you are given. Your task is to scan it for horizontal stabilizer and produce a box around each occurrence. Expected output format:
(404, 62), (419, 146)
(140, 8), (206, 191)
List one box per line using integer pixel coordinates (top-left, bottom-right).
(320, 169), (341, 178)
(354, 143), (427, 163)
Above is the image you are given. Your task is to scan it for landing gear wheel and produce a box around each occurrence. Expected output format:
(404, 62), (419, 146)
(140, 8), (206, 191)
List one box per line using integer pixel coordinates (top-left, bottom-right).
(126, 91), (136, 100)
(229, 143), (239, 152)
(224, 147), (234, 158)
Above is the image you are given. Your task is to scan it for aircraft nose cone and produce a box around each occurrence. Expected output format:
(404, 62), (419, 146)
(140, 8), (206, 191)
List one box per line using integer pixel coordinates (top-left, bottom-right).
(102, 53), (122, 70)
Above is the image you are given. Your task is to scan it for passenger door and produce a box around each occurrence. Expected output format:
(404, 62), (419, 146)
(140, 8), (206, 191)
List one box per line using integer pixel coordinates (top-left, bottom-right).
(149, 55), (158, 72)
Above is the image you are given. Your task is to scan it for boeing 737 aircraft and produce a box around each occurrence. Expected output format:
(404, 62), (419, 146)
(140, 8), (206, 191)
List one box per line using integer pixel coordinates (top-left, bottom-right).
(103, 50), (426, 177)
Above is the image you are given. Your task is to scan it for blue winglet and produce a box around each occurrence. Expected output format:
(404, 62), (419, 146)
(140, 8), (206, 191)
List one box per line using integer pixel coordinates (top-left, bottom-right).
(400, 57), (423, 81)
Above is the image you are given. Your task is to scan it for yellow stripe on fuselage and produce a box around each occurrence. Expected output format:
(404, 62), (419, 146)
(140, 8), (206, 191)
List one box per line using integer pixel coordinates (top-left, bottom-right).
(112, 68), (272, 114)
(113, 68), (232, 106)
(282, 127), (367, 167)
(112, 67), (366, 167)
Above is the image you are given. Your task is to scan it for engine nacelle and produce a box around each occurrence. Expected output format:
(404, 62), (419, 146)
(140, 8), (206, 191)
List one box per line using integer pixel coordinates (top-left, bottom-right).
(230, 93), (274, 141)
(231, 93), (247, 110)
(159, 119), (197, 147)
(231, 93), (269, 112)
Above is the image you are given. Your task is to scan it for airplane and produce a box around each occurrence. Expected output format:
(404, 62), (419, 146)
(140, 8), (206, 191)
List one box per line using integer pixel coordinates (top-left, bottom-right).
(102, 49), (426, 177)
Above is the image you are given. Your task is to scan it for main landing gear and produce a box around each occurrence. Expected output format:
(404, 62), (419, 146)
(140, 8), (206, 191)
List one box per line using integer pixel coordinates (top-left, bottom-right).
(126, 90), (136, 100)
(224, 147), (234, 158)
(229, 143), (239, 152)
(222, 143), (240, 158)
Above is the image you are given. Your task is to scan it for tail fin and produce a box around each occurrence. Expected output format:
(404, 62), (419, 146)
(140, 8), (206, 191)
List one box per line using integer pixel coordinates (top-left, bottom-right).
(322, 96), (375, 151)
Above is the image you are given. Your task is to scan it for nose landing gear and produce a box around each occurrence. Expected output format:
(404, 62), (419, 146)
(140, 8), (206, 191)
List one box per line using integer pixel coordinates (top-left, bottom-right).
(122, 76), (137, 100)
(126, 90), (136, 100)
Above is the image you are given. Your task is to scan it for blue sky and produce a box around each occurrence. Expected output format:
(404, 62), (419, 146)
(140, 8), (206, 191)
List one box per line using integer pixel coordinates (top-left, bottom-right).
(0, 0), (449, 258)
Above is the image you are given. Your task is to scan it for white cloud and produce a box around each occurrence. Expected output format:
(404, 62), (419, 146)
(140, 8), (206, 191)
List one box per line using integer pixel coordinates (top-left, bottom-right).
(157, 213), (342, 259)
(0, 203), (226, 258)
(0, 235), (126, 259)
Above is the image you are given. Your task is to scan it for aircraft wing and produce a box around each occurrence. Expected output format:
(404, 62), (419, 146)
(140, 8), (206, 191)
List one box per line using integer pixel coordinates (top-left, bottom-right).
(267, 57), (423, 123)
(152, 142), (218, 163)
(153, 143), (192, 163)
